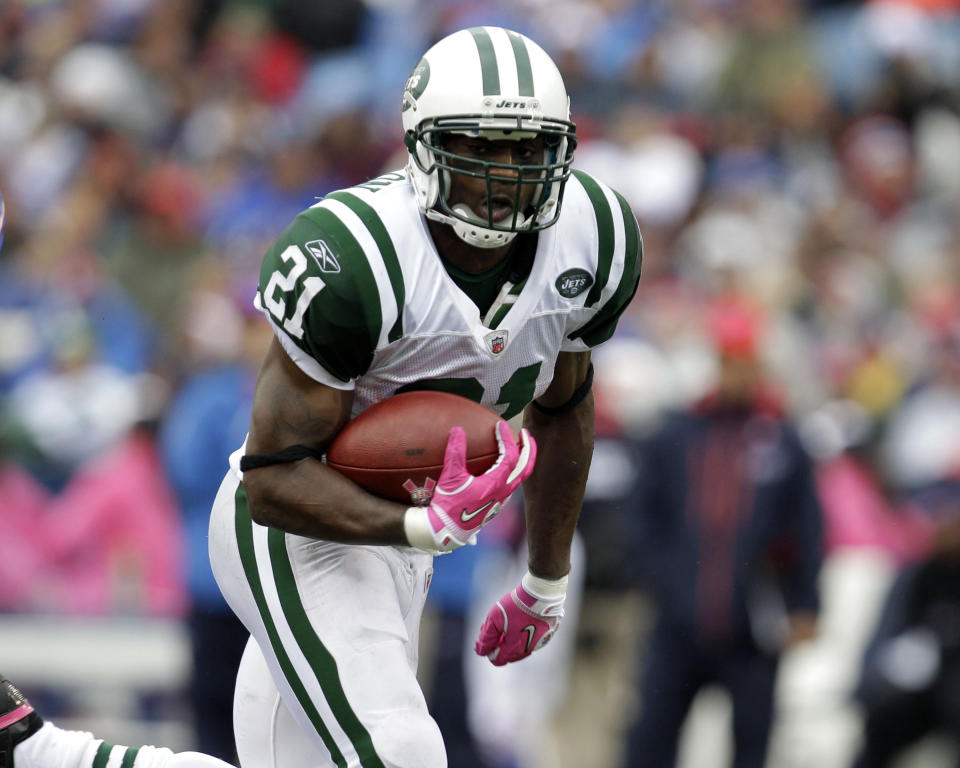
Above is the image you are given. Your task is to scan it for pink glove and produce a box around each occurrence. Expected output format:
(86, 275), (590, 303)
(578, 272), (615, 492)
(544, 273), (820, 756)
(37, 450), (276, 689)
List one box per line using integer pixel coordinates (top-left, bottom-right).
(475, 571), (567, 666)
(404, 421), (536, 553)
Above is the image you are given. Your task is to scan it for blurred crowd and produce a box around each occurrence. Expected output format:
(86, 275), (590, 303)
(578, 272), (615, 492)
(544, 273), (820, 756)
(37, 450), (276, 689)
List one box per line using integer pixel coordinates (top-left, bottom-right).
(2, 0), (960, 766)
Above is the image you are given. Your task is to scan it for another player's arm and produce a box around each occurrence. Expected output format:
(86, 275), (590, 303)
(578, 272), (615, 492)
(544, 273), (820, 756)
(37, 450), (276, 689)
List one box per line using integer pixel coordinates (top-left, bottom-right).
(241, 337), (410, 544)
(521, 350), (595, 579)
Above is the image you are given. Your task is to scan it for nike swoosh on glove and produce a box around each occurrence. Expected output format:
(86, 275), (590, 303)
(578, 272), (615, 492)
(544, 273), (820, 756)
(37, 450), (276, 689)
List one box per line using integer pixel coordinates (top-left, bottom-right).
(404, 421), (536, 554)
(475, 571), (567, 666)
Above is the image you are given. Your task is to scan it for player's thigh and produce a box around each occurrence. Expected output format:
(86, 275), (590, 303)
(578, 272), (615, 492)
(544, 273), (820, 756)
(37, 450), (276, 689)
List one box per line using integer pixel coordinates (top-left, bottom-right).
(214, 490), (444, 768)
(276, 538), (444, 767)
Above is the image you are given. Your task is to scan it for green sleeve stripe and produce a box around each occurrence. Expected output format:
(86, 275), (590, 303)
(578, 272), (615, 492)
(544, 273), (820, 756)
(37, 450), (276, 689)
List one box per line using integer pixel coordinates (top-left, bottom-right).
(469, 27), (501, 95)
(326, 191), (404, 342)
(307, 206), (383, 352)
(233, 485), (349, 767)
(120, 747), (140, 768)
(92, 743), (113, 768)
(268, 527), (386, 767)
(570, 191), (643, 347)
(507, 30), (534, 96)
(572, 170), (615, 308)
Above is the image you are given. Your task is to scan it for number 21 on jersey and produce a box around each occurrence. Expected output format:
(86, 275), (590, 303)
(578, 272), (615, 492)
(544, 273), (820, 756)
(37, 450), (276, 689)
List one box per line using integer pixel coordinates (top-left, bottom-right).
(262, 244), (325, 339)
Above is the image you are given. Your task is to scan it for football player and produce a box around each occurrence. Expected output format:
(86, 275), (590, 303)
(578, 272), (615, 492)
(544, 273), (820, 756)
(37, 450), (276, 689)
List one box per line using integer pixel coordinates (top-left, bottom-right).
(3, 25), (641, 768)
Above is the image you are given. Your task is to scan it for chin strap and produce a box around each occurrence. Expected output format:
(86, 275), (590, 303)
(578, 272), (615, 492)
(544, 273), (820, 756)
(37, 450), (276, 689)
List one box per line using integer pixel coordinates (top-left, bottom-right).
(425, 208), (518, 249)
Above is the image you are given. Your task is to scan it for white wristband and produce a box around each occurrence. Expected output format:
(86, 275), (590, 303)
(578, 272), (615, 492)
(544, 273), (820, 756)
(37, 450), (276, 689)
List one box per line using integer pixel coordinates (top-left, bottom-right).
(522, 570), (569, 599)
(403, 506), (440, 553)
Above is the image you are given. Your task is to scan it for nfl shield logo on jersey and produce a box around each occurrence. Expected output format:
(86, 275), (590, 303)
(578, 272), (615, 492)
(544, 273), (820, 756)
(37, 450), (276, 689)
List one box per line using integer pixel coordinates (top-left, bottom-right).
(485, 330), (508, 355)
(403, 477), (437, 506)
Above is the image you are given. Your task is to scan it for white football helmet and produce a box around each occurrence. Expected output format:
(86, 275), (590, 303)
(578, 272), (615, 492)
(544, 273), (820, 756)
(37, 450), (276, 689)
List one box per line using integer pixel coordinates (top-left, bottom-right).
(402, 26), (577, 248)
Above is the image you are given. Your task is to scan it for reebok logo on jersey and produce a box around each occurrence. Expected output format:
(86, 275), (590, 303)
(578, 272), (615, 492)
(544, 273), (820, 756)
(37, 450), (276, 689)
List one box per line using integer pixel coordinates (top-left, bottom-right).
(305, 239), (341, 273)
(556, 269), (593, 299)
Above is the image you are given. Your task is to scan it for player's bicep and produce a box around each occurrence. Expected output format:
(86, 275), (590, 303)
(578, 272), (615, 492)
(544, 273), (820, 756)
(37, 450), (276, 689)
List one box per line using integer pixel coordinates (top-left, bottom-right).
(247, 337), (354, 456)
(535, 351), (592, 410)
(256, 210), (382, 383)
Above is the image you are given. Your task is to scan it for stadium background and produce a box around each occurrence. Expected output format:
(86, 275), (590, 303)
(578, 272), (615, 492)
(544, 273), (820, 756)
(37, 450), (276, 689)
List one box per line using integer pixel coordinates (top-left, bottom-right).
(2, 0), (960, 766)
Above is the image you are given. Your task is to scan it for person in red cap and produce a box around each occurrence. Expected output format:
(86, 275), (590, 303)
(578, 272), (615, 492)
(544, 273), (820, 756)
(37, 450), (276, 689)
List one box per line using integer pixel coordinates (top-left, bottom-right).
(621, 298), (824, 768)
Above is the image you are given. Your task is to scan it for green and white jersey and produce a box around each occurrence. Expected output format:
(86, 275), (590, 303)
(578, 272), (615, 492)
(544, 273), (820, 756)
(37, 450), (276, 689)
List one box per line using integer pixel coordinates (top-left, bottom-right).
(254, 168), (642, 420)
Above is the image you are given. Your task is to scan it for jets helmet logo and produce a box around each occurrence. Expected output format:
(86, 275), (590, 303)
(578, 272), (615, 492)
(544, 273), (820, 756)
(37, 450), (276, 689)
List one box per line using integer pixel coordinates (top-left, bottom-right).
(403, 477), (437, 506)
(305, 239), (340, 273)
(402, 59), (431, 112)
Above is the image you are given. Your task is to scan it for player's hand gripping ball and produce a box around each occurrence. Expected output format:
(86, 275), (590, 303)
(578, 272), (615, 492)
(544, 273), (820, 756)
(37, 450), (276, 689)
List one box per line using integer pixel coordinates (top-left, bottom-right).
(327, 391), (536, 552)
(327, 390), (514, 504)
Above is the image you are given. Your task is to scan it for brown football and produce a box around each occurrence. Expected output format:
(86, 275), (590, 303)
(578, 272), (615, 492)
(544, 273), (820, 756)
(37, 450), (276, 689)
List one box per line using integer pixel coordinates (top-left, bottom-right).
(326, 390), (504, 505)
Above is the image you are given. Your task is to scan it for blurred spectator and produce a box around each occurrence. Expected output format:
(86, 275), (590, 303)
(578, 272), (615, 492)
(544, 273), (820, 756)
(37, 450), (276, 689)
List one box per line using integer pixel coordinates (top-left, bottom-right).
(38, 411), (186, 617)
(621, 300), (824, 768)
(157, 278), (272, 762)
(0, 448), (51, 611)
(713, 0), (822, 127)
(880, 326), (960, 492)
(851, 480), (960, 767)
(804, 399), (932, 563)
(1, 307), (155, 490)
(0, 374), (185, 616)
(98, 162), (207, 348)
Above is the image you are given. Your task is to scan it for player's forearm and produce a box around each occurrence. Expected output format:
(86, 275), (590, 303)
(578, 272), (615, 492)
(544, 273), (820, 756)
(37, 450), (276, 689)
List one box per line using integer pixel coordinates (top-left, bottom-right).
(243, 460), (409, 544)
(521, 392), (595, 579)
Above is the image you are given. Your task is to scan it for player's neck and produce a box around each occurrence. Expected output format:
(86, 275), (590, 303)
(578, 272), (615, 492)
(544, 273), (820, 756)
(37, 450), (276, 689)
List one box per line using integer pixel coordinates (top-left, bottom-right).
(427, 219), (512, 274)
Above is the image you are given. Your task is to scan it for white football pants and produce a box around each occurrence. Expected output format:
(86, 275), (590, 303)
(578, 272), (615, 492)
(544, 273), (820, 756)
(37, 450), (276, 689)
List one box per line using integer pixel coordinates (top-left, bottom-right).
(208, 470), (444, 768)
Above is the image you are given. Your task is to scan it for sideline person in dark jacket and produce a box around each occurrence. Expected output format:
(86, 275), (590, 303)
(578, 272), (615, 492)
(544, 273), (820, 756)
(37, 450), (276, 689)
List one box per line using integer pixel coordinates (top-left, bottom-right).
(623, 300), (824, 768)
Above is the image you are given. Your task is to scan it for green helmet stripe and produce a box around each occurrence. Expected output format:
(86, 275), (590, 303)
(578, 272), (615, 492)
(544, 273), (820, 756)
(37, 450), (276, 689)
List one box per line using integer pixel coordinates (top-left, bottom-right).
(326, 191), (405, 343)
(469, 27), (501, 96)
(572, 170), (615, 308)
(507, 30), (535, 97)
